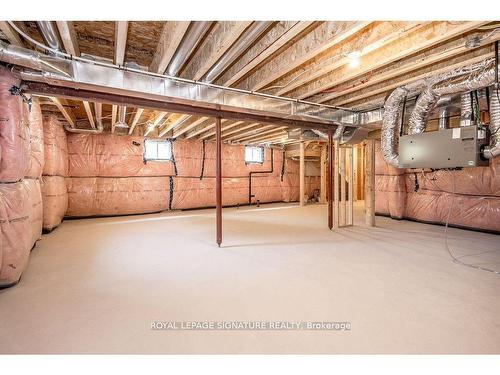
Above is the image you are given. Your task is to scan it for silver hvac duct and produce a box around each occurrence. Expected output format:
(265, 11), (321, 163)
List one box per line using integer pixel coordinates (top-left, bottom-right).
(35, 21), (62, 52)
(202, 21), (273, 83)
(484, 86), (500, 158)
(460, 92), (473, 126)
(382, 58), (500, 166)
(438, 107), (449, 130)
(166, 21), (212, 76)
(0, 41), (355, 127)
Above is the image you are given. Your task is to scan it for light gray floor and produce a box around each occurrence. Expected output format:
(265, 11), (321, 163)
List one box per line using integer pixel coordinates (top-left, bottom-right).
(1, 202), (499, 354)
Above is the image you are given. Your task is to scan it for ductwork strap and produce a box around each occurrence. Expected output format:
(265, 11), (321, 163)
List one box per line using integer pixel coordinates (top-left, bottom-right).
(168, 176), (174, 210)
(200, 140), (206, 180)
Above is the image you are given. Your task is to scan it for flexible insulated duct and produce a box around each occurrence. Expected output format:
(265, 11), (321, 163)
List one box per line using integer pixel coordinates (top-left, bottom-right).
(35, 21), (62, 52)
(381, 87), (408, 167)
(383, 58), (500, 166)
(203, 21), (273, 83)
(166, 21), (212, 76)
(460, 92), (473, 126)
(484, 86), (500, 158)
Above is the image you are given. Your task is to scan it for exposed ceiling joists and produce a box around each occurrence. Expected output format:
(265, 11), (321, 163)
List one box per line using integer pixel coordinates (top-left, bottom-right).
(128, 108), (144, 135)
(55, 21), (80, 56)
(298, 21), (489, 102)
(173, 116), (209, 138)
(49, 97), (75, 127)
(221, 122), (261, 140)
(273, 21), (427, 96)
(238, 21), (372, 92)
(111, 104), (117, 132)
(224, 21), (314, 87)
(0, 21), (24, 46)
(159, 113), (190, 137)
(199, 120), (246, 140)
(114, 21), (129, 65)
(181, 21), (252, 81)
(94, 102), (103, 128)
(150, 21), (191, 74)
(237, 126), (287, 142)
(225, 124), (275, 141)
(83, 100), (95, 128)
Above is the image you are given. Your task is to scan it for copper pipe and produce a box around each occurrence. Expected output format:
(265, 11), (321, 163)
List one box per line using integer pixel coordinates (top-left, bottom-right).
(215, 116), (222, 247)
(327, 131), (333, 230)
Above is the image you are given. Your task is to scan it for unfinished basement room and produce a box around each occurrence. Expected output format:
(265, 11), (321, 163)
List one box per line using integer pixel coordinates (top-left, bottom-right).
(0, 5), (500, 362)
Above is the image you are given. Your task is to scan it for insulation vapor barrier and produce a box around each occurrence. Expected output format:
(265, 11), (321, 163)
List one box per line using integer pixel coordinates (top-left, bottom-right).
(64, 134), (320, 217)
(374, 141), (500, 232)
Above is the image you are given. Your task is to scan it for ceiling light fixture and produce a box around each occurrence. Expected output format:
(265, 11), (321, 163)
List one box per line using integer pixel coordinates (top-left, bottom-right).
(347, 50), (362, 68)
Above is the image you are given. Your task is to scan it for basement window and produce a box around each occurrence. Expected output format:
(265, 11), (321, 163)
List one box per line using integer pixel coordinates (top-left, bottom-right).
(245, 146), (264, 164)
(144, 139), (172, 161)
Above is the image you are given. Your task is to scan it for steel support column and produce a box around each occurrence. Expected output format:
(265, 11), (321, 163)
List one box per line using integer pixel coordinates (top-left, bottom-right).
(327, 131), (333, 230)
(215, 116), (222, 246)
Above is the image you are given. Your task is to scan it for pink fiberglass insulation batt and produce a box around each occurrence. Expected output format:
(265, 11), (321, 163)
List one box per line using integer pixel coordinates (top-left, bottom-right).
(41, 176), (68, 231)
(65, 176), (170, 217)
(0, 182), (31, 287)
(43, 114), (68, 177)
(375, 140), (500, 231)
(25, 99), (44, 179)
(24, 178), (42, 247)
(0, 67), (29, 183)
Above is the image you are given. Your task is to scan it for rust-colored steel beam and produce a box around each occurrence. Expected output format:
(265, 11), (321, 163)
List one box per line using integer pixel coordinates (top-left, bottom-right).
(215, 116), (222, 247)
(22, 81), (347, 132)
(327, 131), (333, 230)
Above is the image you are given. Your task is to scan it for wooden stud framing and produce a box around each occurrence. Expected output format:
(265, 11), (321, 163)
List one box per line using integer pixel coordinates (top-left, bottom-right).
(364, 139), (375, 227)
(299, 141), (305, 206)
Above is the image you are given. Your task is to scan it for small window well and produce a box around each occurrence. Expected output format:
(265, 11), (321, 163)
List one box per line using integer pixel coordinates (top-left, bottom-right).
(245, 146), (264, 164)
(144, 139), (172, 161)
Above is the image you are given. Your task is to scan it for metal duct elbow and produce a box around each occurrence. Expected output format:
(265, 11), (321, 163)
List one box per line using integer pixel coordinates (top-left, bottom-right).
(203, 21), (273, 83)
(36, 21), (62, 52)
(484, 86), (500, 159)
(381, 86), (408, 167)
(460, 92), (473, 127)
(166, 21), (212, 76)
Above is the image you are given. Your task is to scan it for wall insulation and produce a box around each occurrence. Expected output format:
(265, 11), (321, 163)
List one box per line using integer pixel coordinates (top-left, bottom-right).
(64, 133), (319, 216)
(375, 140), (500, 232)
(0, 66), (43, 287)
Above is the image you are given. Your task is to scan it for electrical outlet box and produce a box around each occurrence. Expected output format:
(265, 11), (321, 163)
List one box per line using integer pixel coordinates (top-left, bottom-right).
(399, 125), (489, 169)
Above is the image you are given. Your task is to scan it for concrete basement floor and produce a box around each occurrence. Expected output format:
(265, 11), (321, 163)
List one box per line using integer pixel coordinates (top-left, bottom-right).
(0, 202), (499, 354)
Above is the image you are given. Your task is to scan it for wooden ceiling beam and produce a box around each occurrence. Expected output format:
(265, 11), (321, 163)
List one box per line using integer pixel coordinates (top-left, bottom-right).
(273, 21), (427, 96)
(236, 126), (287, 142)
(224, 21), (314, 87)
(128, 108), (144, 135)
(237, 21), (372, 92)
(159, 113), (191, 137)
(144, 111), (168, 136)
(325, 35), (500, 107)
(82, 100), (95, 129)
(200, 120), (246, 140)
(294, 21), (489, 102)
(49, 97), (76, 127)
(55, 21), (80, 56)
(225, 124), (276, 141)
(94, 102), (102, 128)
(111, 104), (117, 132)
(0, 21), (24, 46)
(337, 48), (495, 109)
(240, 128), (288, 143)
(114, 21), (129, 65)
(181, 21), (252, 81)
(173, 116), (209, 138)
(150, 21), (191, 74)
(220, 122), (261, 140)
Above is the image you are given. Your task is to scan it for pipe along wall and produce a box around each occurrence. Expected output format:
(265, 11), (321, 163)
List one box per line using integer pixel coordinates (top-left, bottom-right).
(0, 67), (320, 287)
